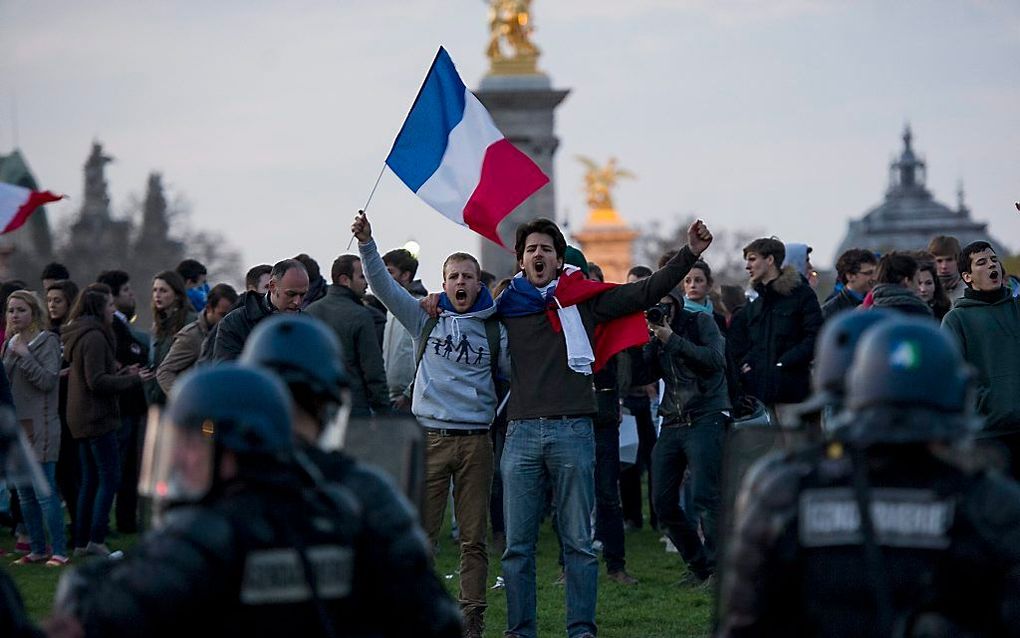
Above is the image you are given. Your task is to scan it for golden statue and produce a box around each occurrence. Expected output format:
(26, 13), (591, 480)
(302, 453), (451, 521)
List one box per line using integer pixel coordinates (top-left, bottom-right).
(577, 156), (636, 211)
(486, 0), (540, 74)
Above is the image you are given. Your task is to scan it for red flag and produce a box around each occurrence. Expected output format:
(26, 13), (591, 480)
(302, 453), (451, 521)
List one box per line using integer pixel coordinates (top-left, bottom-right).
(546, 269), (650, 372)
(0, 183), (62, 235)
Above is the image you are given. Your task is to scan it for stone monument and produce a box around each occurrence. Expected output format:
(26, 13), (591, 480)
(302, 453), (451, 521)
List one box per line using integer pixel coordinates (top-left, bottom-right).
(572, 157), (639, 283)
(836, 125), (1004, 257)
(63, 141), (133, 276)
(476, 0), (569, 278)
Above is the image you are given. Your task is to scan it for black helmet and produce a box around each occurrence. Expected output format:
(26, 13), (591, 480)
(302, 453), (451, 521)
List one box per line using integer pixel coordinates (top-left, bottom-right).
(240, 315), (348, 404)
(800, 309), (893, 414)
(833, 318), (976, 444)
(167, 364), (292, 456)
(140, 364), (293, 515)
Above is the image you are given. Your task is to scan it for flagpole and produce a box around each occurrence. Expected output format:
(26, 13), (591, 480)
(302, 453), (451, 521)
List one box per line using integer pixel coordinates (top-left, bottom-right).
(346, 162), (387, 250)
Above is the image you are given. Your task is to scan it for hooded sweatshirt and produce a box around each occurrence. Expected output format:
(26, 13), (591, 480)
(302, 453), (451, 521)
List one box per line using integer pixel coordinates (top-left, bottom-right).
(61, 316), (142, 439)
(359, 239), (508, 429)
(783, 243), (812, 279)
(942, 286), (1020, 433)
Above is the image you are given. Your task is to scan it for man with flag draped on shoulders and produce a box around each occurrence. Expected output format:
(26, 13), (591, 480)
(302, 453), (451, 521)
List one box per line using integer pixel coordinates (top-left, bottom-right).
(495, 216), (713, 638)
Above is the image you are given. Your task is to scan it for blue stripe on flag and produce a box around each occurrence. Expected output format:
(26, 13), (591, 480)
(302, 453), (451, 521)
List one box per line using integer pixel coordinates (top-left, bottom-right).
(386, 47), (468, 192)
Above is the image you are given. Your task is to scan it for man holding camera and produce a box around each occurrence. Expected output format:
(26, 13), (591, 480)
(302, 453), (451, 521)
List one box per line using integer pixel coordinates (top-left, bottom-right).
(644, 278), (729, 585)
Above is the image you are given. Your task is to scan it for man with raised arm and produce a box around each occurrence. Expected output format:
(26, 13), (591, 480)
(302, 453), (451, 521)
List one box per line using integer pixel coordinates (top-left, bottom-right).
(352, 212), (508, 638)
(494, 217), (712, 638)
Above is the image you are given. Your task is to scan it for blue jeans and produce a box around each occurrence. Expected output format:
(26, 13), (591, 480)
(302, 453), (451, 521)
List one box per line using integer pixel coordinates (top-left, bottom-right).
(75, 430), (120, 548)
(652, 412), (725, 579)
(17, 461), (67, 556)
(501, 417), (597, 638)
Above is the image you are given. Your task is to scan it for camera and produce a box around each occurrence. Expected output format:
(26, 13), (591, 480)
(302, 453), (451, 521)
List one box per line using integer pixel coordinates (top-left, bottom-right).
(645, 302), (672, 325)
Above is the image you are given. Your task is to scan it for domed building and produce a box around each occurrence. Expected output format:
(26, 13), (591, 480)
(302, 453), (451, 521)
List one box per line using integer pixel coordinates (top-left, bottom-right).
(836, 126), (1003, 257)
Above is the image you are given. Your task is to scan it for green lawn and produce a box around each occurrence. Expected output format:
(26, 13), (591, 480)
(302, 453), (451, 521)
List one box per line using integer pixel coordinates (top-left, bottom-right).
(2, 520), (714, 637)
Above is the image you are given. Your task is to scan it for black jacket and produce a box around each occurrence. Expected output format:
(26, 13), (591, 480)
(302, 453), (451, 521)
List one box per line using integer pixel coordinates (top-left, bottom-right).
(719, 443), (1020, 637)
(821, 287), (863, 321)
(111, 315), (149, 416)
(299, 445), (462, 636)
(211, 292), (276, 362)
(727, 267), (823, 405)
(56, 466), (453, 638)
(645, 294), (730, 422)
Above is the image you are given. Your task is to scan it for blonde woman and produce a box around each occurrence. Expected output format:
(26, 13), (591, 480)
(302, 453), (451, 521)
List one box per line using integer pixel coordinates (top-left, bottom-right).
(3, 290), (67, 566)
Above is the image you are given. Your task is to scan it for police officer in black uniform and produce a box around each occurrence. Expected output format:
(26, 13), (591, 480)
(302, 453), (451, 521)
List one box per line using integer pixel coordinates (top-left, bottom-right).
(47, 364), (367, 638)
(0, 407), (46, 638)
(718, 318), (1020, 638)
(240, 315), (461, 637)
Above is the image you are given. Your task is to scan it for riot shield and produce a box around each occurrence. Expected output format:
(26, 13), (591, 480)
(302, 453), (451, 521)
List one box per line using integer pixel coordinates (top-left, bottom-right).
(714, 423), (810, 624)
(339, 415), (425, 517)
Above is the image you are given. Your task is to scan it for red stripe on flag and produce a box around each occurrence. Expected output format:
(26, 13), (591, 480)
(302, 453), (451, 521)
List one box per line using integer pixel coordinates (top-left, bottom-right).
(462, 138), (548, 249)
(2, 190), (62, 235)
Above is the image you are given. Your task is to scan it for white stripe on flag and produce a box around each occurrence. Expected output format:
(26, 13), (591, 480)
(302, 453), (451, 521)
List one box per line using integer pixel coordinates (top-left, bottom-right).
(0, 183), (31, 227)
(416, 90), (503, 225)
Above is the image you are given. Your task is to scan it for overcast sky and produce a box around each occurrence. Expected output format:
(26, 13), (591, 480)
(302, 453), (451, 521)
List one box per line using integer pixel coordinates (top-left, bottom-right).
(2, 0), (1018, 290)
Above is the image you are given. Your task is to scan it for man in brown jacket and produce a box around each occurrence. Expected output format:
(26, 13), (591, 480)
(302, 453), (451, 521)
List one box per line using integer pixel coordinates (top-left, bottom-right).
(156, 284), (237, 394)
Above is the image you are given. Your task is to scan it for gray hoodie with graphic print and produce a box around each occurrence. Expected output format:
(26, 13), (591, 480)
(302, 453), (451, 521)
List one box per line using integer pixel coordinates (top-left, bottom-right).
(359, 239), (509, 430)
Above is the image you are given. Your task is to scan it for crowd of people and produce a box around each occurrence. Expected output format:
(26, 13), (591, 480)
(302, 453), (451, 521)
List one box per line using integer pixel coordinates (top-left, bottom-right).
(0, 211), (1018, 637)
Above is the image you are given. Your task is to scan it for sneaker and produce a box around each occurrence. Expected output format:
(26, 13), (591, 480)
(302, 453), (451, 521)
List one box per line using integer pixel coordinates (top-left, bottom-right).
(14, 539), (31, 554)
(72, 547), (88, 558)
(676, 571), (709, 587)
(490, 576), (505, 590)
(11, 553), (49, 565)
(46, 555), (71, 567)
(591, 539), (604, 553)
(85, 542), (112, 557)
(606, 569), (639, 586)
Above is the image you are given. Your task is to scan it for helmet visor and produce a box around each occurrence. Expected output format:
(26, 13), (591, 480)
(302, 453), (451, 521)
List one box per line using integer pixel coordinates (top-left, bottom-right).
(139, 406), (215, 509)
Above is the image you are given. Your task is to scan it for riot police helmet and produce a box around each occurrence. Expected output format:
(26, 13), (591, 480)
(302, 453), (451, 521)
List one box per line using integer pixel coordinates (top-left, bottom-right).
(140, 363), (293, 513)
(833, 318), (976, 445)
(800, 309), (893, 414)
(240, 314), (349, 405)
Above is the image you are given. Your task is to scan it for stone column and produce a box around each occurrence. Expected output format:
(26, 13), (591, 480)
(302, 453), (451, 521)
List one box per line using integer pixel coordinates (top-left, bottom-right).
(475, 74), (569, 278)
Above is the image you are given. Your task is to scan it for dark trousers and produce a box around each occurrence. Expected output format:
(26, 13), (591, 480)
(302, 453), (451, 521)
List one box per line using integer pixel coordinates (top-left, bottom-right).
(593, 422), (626, 573)
(652, 412), (725, 579)
(620, 395), (657, 529)
(489, 416), (508, 537)
(116, 413), (144, 532)
(56, 419), (80, 533)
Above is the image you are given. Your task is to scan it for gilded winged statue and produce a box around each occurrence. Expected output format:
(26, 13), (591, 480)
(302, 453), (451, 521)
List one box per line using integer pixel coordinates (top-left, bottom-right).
(486, 0), (540, 63)
(577, 156), (636, 210)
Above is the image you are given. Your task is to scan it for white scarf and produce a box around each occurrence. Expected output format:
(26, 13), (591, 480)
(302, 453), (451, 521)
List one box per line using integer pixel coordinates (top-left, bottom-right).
(543, 266), (594, 376)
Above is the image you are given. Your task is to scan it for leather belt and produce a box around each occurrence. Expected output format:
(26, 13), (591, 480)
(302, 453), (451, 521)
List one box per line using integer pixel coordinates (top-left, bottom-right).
(424, 427), (489, 437)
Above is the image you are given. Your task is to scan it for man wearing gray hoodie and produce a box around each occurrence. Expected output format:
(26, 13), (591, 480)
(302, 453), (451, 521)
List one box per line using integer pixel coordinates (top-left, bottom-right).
(352, 212), (508, 638)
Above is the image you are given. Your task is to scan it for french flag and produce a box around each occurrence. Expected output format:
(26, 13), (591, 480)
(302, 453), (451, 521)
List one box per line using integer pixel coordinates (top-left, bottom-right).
(0, 182), (62, 235)
(386, 47), (549, 249)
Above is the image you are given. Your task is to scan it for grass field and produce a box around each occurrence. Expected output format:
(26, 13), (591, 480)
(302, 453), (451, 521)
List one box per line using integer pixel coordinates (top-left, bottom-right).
(1, 517), (714, 637)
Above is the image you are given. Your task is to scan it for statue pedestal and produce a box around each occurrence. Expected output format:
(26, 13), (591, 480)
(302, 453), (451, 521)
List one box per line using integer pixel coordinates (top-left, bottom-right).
(475, 73), (569, 278)
(573, 208), (638, 284)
